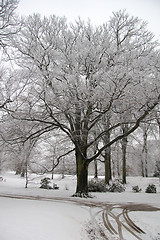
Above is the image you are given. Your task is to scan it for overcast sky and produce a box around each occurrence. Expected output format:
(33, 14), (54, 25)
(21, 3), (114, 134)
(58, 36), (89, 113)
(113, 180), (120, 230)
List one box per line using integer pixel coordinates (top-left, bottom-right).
(17, 0), (160, 39)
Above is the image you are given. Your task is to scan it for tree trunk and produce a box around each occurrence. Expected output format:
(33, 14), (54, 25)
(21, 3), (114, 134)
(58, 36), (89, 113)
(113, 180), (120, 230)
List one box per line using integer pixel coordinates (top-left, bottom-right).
(51, 170), (54, 180)
(121, 125), (128, 184)
(141, 157), (145, 177)
(94, 159), (98, 179)
(103, 114), (112, 184)
(51, 159), (54, 179)
(105, 147), (111, 184)
(142, 129), (148, 177)
(122, 137), (127, 184)
(75, 148), (89, 197)
(25, 161), (28, 188)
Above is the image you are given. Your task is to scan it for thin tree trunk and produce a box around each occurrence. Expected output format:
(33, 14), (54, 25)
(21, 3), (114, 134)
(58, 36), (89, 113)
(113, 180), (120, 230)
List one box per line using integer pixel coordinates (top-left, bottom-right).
(103, 114), (112, 184)
(122, 137), (127, 184)
(94, 159), (98, 179)
(116, 148), (121, 178)
(121, 125), (128, 184)
(142, 130), (148, 177)
(51, 158), (54, 179)
(105, 147), (111, 184)
(141, 156), (145, 177)
(51, 169), (54, 180)
(25, 160), (28, 188)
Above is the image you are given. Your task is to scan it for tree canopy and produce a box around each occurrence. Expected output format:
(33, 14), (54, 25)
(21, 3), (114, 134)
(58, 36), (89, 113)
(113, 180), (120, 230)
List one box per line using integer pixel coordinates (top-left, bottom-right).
(1, 9), (160, 195)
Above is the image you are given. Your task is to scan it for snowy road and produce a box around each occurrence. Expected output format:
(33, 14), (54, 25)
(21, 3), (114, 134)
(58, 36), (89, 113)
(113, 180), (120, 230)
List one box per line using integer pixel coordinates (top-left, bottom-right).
(1, 194), (160, 240)
(0, 196), (90, 240)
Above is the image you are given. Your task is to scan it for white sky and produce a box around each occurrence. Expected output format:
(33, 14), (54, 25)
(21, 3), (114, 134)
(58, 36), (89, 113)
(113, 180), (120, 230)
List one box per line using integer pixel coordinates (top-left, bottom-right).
(17, 0), (160, 39)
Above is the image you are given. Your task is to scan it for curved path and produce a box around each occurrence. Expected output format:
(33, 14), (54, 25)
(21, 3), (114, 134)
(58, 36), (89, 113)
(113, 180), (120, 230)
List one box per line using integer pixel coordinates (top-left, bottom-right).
(0, 193), (160, 240)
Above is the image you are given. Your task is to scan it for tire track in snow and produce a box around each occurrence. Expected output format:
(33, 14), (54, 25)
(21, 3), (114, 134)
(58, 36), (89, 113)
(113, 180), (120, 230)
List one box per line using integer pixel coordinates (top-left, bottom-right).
(0, 194), (160, 240)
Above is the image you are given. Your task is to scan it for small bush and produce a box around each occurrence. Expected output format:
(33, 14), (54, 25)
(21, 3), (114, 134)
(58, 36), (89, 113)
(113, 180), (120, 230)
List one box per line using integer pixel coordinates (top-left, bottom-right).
(53, 183), (59, 190)
(88, 179), (126, 193)
(88, 179), (107, 192)
(132, 185), (142, 193)
(40, 177), (52, 189)
(153, 171), (160, 177)
(145, 184), (157, 193)
(107, 180), (125, 193)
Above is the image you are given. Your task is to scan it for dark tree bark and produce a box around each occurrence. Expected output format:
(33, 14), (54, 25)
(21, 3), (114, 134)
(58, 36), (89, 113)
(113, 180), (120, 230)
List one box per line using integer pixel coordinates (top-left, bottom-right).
(102, 115), (112, 184)
(94, 159), (98, 179)
(72, 107), (90, 196)
(121, 125), (129, 184)
(141, 156), (145, 177)
(104, 147), (111, 184)
(93, 141), (99, 178)
(51, 159), (54, 179)
(122, 137), (128, 184)
(75, 147), (89, 196)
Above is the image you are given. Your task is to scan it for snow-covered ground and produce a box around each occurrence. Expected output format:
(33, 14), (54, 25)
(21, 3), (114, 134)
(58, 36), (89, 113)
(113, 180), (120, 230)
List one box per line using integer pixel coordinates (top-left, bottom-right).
(0, 197), (90, 240)
(0, 172), (160, 240)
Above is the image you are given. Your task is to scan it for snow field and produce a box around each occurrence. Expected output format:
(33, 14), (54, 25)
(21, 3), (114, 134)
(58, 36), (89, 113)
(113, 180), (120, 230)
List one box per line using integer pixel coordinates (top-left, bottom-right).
(0, 172), (160, 240)
(0, 197), (90, 240)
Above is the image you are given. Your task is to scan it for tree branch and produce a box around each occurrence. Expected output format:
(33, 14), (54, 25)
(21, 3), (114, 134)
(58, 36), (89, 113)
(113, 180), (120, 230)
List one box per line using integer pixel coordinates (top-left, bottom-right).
(87, 98), (160, 162)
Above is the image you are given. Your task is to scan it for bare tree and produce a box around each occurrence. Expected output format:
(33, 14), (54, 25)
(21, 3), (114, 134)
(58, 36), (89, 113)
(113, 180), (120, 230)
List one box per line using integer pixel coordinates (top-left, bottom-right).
(7, 11), (160, 196)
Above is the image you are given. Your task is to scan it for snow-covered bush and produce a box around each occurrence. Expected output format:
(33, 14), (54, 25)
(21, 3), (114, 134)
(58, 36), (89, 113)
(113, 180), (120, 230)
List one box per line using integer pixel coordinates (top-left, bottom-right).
(53, 183), (59, 190)
(88, 179), (126, 193)
(107, 180), (125, 193)
(40, 177), (52, 189)
(88, 179), (107, 192)
(145, 184), (157, 193)
(132, 185), (142, 193)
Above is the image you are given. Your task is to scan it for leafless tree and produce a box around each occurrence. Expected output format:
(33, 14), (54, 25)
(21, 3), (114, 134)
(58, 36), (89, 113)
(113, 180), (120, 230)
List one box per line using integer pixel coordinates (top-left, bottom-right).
(7, 11), (160, 196)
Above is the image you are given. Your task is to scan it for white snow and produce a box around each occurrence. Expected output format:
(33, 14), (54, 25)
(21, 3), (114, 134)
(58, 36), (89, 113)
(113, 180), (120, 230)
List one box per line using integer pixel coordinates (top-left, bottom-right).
(0, 172), (160, 240)
(0, 198), (89, 240)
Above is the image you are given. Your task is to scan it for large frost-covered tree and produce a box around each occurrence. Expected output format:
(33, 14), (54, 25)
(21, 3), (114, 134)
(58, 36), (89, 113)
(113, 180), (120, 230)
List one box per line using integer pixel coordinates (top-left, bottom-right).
(7, 10), (160, 196)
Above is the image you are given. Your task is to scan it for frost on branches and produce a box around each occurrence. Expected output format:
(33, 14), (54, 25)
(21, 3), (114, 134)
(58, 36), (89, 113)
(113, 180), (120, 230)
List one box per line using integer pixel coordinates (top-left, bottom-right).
(1, 10), (160, 196)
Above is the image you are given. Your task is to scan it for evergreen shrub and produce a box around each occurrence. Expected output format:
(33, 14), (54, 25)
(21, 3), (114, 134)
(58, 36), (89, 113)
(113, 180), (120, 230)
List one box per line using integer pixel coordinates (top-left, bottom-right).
(88, 179), (107, 192)
(88, 179), (126, 193)
(145, 184), (157, 193)
(107, 180), (125, 193)
(40, 177), (52, 189)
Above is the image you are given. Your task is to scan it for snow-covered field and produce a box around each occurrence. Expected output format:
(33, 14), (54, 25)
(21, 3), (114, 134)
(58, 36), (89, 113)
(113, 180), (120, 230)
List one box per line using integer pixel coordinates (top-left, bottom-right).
(0, 172), (160, 240)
